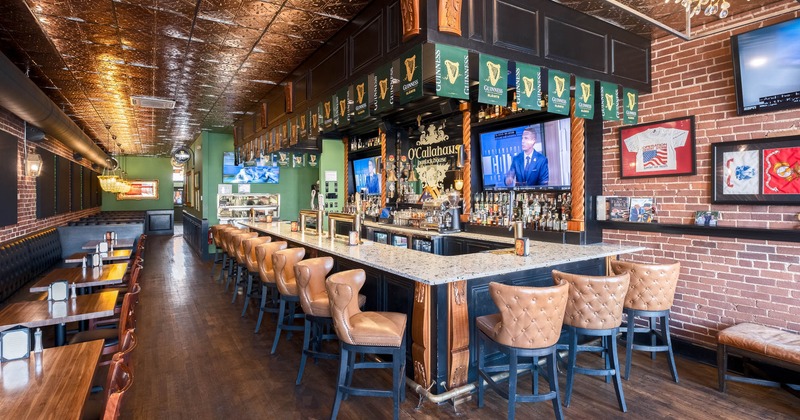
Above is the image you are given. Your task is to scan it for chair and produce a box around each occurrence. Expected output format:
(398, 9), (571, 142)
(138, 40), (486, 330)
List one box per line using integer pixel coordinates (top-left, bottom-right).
(295, 257), (336, 385)
(254, 241), (288, 333)
(225, 231), (258, 291)
(610, 260), (681, 382)
(552, 269), (630, 412)
(70, 284), (141, 358)
(82, 356), (134, 420)
(217, 227), (245, 284)
(235, 236), (272, 311)
(326, 269), (407, 420)
(476, 281), (569, 420)
(91, 329), (138, 393)
(210, 225), (231, 276)
(270, 247), (306, 354)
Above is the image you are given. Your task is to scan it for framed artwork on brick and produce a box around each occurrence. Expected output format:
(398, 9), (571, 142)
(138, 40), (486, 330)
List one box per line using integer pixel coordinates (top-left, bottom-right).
(619, 116), (696, 179)
(712, 134), (800, 204)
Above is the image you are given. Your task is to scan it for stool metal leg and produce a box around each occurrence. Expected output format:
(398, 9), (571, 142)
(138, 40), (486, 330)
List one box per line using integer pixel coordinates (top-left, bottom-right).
(564, 327), (579, 407)
(255, 284), (268, 333)
(610, 330), (627, 412)
(624, 311), (635, 380)
(271, 296), (287, 354)
(231, 265), (243, 303)
(548, 352), (564, 420)
(296, 317), (312, 385)
(241, 272), (255, 317)
(330, 345), (349, 420)
(508, 349), (518, 420)
(650, 316), (658, 360)
(218, 254), (228, 284)
(717, 343), (727, 392)
(662, 314), (679, 383)
(477, 334), (486, 408)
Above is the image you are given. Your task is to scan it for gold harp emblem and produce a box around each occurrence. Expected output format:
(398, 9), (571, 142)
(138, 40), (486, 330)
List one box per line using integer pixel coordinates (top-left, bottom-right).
(356, 83), (365, 103)
(379, 78), (389, 100)
(312, 113), (318, 129)
(404, 55), (416, 82)
(339, 99), (347, 118)
(444, 60), (460, 85)
(324, 102), (331, 119)
(522, 76), (534, 98)
(604, 93), (615, 111)
(580, 82), (592, 103)
(486, 61), (501, 86)
(626, 92), (637, 111)
(300, 115), (306, 130)
(553, 76), (566, 97)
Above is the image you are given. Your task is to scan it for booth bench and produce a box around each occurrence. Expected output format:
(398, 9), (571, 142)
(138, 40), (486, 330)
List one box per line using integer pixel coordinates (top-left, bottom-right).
(717, 323), (800, 392)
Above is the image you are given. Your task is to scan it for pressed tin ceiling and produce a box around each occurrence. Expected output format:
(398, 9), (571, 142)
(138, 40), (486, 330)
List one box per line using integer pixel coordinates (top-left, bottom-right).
(0, 0), (792, 156)
(0, 0), (370, 156)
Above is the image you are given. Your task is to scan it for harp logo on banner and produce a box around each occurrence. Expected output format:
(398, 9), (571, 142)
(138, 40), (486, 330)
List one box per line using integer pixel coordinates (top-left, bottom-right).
(300, 114), (306, 131)
(623, 87), (639, 125)
(580, 82), (591, 103)
(357, 83), (366, 103)
(374, 63), (393, 113)
(445, 60), (460, 84)
(515, 62), (541, 111)
(574, 76), (595, 119)
(353, 75), (370, 122)
(554, 76), (566, 97)
(399, 45), (423, 104)
(339, 99), (347, 118)
(523, 77), (534, 97)
(487, 61), (501, 85)
(379, 79), (389, 100)
(324, 102), (331, 119)
(404, 55), (416, 82)
(548, 69), (570, 116)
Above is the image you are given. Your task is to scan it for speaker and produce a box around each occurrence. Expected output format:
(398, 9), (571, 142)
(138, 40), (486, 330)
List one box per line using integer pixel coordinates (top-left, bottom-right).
(378, 120), (392, 133)
(26, 124), (46, 142)
(439, 98), (459, 116)
(73, 152), (83, 161)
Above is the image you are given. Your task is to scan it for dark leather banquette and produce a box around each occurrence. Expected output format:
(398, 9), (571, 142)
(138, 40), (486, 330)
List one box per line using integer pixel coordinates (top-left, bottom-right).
(0, 228), (62, 302)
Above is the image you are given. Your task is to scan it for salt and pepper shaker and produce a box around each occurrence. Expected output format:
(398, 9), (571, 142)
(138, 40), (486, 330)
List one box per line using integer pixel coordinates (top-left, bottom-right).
(70, 282), (77, 299)
(82, 255), (87, 268)
(34, 328), (43, 353)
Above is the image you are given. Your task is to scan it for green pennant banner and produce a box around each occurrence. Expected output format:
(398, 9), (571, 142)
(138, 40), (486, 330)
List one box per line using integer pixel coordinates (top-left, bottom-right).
(600, 82), (619, 121)
(321, 98), (335, 132)
(285, 119), (294, 145)
(478, 54), (507, 106)
(289, 117), (298, 144)
(353, 76), (370, 122)
(574, 77), (595, 119)
(515, 63), (541, 111)
(298, 109), (309, 139)
(278, 123), (287, 148)
(547, 69), (570, 116)
(435, 44), (469, 100)
(623, 87), (639, 125)
(399, 45), (423, 104)
(310, 103), (321, 135)
(335, 87), (350, 128)
(374, 63), (393, 113)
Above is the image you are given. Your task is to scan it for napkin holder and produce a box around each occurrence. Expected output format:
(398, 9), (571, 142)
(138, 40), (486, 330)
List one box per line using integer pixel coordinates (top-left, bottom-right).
(0, 326), (31, 361)
(48, 280), (69, 301)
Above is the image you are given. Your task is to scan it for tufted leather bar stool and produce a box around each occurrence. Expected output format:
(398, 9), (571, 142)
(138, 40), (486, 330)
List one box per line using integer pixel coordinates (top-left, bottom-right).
(225, 231), (258, 291)
(209, 224), (232, 278)
(254, 241), (287, 333)
(217, 227), (245, 284)
(476, 281), (569, 420)
(325, 269), (407, 420)
(552, 270), (630, 412)
(270, 247), (307, 354)
(234, 236), (272, 309)
(610, 260), (681, 382)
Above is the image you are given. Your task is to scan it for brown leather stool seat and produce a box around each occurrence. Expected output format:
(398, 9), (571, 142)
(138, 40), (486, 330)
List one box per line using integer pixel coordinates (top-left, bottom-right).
(326, 269), (407, 420)
(552, 269), (630, 412)
(234, 236), (271, 311)
(270, 247), (306, 354)
(254, 241), (287, 333)
(217, 227), (246, 284)
(209, 224), (233, 278)
(225, 231), (258, 292)
(610, 260), (681, 382)
(476, 281), (569, 420)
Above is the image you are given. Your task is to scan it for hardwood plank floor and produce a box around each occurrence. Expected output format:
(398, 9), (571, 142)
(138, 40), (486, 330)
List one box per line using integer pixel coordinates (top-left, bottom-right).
(123, 232), (799, 419)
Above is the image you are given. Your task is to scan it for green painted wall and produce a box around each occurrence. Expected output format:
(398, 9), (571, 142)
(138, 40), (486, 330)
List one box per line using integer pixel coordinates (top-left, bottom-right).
(101, 156), (173, 211)
(319, 139), (345, 230)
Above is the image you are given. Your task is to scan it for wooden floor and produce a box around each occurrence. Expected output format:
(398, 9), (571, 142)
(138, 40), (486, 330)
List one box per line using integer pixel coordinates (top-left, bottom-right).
(121, 231), (800, 419)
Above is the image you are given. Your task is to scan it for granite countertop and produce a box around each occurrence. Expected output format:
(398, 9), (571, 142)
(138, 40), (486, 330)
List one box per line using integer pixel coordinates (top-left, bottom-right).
(362, 220), (516, 244)
(241, 221), (645, 286)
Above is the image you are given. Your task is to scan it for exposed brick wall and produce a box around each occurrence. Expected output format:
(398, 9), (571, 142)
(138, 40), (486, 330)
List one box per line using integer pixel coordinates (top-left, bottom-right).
(602, 5), (800, 347)
(0, 107), (100, 243)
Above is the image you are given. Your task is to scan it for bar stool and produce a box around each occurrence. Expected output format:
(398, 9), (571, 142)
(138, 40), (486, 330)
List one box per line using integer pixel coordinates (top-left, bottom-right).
(270, 247), (306, 354)
(476, 281), (569, 420)
(225, 231), (258, 291)
(235, 236), (271, 309)
(551, 269), (630, 412)
(610, 260), (681, 382)
(325, 269), (407, 420)
(254, 241), (287, 333)
(209, 224), (230, 277)
(217, 227), (245, 284)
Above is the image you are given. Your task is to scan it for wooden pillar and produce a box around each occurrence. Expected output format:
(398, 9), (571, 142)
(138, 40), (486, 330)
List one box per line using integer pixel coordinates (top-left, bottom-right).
(460, 102), (471, 214)
(343, 136), (350, 199)
(380, 128), (387, 207)
(447, 280), (469, 395)
(412, 283), (431, 389)
(568, 99), (586, 232)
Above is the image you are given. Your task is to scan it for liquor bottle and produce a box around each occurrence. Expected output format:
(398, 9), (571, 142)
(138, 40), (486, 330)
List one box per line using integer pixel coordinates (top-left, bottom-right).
(511, 92), (518, 113)
(478, 106), (485, 121)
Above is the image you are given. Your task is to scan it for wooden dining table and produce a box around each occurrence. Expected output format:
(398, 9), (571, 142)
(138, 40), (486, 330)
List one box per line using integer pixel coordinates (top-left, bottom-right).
(82, 238), (136, 250)
(0, 340), (103, 419)
(0, 290), (119, 345)
(64, 248), (132, 263)
(29, 262), (129, 293)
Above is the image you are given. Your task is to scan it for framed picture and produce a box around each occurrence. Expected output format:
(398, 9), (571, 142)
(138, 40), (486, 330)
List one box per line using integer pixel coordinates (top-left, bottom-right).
(712, 134), (800, 204)
(117, 180), (159, 200)
(619, 116), (696, 179)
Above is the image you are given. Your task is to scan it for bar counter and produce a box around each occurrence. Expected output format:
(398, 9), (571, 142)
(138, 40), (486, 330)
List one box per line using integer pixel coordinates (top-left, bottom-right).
(241, 220), (644, 397)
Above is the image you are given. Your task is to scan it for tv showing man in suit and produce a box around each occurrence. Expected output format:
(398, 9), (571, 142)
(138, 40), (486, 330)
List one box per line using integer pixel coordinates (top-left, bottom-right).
(504, 127), (549, 187)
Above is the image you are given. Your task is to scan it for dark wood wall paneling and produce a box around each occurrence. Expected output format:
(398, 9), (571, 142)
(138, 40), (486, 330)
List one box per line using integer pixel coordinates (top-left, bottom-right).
(36, 148), (56, 219)
(90, 175), (100, 208)
(494, 0), (539, 56)
(55, 156), (71, 214)
(0, 132), (18, 227)
(71, 161), (82, 211)
(351, 14), (384, 74)
(310, 45), (348, 99)
(611, 39), (650, 84)
(267, 95), (284, 126)
(544, 18), (607, 73)
(385, 1), (400, 52)
(293, 75), (308, 109)
(82, 166), (92, 210)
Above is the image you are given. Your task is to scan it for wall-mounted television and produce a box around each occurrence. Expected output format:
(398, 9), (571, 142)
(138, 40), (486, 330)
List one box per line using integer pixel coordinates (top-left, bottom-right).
(223, 152), (280, 184)
(479, 118), (571, 190)
(731, 17), (800, 116)
(352, 156), (381, 195)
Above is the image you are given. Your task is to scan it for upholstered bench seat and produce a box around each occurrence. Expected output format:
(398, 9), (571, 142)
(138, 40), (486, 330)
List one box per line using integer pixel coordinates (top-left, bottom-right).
(717, 323), (800, 392)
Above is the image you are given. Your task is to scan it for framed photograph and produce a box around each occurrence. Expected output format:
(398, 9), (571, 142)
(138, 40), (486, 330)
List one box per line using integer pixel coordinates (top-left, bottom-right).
(117, 180), (159, 200)
(619, 116), (696, 179)
(694, 210), (722, 226)
(628, 197), (655, 222)
(607, 196), (631, 221)
(713, 135), (800, 204)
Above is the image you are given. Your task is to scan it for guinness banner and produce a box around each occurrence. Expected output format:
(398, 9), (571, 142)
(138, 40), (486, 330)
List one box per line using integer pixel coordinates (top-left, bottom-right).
(399, 45), (423, 104)
(299, 109), (309, 140)
(515, 63), (541, 110)
(547, 69), (570, 116)
(374, 63), (393, 113)
(335, 87), (350, 128)
(435, 44), (469, 100)
(322, 98), (334, 132)
(600, 82), (619, 121)
(574, 76), (595, 119)
(353, 76), (370, 122)
(478, 54), (507, 106)
(287, 119), (295, 145)
(311, 103), (321, 135)
(623, 87), (638, 125)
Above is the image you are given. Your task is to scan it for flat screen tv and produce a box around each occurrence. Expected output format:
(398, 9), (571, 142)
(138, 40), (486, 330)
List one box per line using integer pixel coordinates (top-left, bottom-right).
(731, 17), (800, 116)
(352, 156), (381, 195)
(222, 152), (280, 184)
(479, 118), (571, 190)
